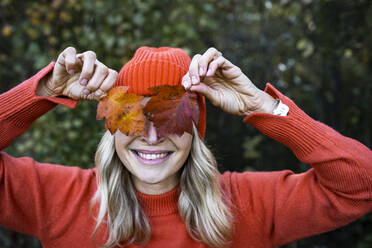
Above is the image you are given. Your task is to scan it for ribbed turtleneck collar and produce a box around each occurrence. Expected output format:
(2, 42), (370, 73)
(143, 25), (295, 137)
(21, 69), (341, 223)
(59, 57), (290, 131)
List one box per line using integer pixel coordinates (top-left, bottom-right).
(136, 186), (180, 217)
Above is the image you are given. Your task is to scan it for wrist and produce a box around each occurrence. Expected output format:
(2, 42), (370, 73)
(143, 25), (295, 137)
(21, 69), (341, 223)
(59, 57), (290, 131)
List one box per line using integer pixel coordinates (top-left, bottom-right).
(254, 90), (278, 114)
(36, 72), (57, 97)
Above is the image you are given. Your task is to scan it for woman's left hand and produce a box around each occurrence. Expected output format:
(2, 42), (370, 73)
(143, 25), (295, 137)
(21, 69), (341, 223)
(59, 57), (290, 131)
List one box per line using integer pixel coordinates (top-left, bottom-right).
(182, 47), (277, 116)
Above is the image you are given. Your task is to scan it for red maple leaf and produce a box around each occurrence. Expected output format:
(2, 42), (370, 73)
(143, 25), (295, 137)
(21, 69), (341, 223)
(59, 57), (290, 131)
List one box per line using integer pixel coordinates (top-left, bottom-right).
(143, 85), (198, 138)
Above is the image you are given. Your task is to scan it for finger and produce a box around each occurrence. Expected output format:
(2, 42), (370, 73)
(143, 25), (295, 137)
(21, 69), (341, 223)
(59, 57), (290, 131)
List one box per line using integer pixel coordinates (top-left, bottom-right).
(189, 82), (219, 106)
(62, 47), (78, 75)
(94, 69), (118, 98)
(82, 87), (91, 96)
(198, 47), (221, 77)
(206, 56), (228, 77)
(77, 51), (97, 86)
(85, 61), (109, 93)
(83, 91), (100, 101)
(188, 54), (202, 86)
(74, 84), (98, 101)
(181, 73), (192, 90)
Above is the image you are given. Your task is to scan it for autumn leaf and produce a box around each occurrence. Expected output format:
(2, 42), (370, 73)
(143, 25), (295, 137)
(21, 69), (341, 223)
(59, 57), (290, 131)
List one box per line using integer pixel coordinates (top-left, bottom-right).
(97, 85), (199, 138)
(143, 85), (198, 138)
(97, 86), (147, 136)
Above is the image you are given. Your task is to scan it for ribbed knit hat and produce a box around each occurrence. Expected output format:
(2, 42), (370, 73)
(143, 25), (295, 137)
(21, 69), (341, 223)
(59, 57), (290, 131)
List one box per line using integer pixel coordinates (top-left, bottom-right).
(115, 46), (206, 139)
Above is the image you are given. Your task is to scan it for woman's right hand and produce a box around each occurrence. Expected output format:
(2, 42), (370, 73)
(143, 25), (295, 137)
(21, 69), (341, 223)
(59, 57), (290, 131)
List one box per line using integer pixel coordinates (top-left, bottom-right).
(36, 47), (118, 100)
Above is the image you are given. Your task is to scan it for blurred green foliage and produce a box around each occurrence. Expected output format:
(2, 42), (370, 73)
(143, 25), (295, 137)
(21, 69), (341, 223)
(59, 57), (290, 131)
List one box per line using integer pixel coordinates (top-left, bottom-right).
(0, 0), (371, 247)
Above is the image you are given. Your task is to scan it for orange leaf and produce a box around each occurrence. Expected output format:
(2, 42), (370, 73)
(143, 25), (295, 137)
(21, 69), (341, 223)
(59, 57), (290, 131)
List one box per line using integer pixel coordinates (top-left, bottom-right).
(97, 86), (146, 136)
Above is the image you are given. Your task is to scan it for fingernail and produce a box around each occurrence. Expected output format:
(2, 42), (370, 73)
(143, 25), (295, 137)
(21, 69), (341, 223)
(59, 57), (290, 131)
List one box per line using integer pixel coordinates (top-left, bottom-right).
(83, 88), (90, 95)
(182, 80), (189, 90)
(192, 76), (199, 84)
(95, 89), (103, 96)
(68, 69), (75, 75)
(80, 78), (87, 86)
(199, 67), (204, 76)
(206, 69), (213, 76)
(185, 79), (191, 89)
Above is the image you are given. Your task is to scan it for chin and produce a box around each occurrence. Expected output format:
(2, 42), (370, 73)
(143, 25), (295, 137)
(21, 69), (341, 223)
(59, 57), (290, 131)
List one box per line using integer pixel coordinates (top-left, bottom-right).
(137, 174), (165, 185)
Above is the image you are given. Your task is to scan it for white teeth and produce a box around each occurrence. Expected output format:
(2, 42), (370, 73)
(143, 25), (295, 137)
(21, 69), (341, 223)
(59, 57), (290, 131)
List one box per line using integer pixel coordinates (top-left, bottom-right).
(137, 152), (168, 160)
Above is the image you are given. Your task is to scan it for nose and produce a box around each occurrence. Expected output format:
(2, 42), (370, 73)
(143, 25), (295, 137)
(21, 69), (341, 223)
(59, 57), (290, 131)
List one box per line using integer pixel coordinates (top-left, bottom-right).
(144, 122), (159, 145)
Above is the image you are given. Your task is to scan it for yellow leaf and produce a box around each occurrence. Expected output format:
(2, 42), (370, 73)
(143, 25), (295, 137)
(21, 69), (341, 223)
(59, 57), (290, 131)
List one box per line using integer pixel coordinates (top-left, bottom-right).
(2, 25), (11, 36)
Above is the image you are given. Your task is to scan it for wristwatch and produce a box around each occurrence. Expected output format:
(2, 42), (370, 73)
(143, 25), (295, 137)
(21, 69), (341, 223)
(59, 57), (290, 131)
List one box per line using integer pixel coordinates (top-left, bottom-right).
(272, 99), (289, 116)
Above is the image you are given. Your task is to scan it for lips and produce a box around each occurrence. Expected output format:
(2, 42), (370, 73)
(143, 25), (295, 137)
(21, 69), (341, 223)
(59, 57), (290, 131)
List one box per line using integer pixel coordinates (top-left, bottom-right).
(130, 149), (173, 165)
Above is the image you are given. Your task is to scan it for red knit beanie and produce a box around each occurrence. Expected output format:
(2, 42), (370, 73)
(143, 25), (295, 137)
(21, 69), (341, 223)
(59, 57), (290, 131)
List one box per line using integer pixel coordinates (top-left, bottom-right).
(115, 46), (206, 139)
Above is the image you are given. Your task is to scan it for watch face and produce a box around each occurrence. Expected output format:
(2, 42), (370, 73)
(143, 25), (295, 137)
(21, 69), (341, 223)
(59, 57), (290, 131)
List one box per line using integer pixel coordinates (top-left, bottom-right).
(273, 100), (289, 116)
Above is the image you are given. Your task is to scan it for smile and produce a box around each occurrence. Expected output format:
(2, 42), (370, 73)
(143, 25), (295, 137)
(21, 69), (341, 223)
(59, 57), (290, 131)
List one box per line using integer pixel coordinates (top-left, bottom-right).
(131, 149), (173, 165)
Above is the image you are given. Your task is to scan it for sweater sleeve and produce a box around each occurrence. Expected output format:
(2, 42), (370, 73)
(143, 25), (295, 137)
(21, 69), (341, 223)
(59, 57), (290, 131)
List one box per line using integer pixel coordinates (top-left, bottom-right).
(235, 83), (372, 247)
(0, 63), (83, 238)
(0, 62), (77, 150)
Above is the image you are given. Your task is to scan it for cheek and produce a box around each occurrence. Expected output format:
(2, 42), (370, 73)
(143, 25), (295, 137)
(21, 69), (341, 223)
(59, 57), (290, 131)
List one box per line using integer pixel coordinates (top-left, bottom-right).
(170, 135), (193, 164)
(115, 144), (128, 166)
(114, 135), (134, 169)
(170, 132), (193, 149)
(171, 151), (190, 174)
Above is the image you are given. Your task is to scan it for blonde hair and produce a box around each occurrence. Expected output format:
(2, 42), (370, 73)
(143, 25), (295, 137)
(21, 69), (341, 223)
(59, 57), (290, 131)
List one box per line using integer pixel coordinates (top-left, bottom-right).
(90, 124), (233, 247)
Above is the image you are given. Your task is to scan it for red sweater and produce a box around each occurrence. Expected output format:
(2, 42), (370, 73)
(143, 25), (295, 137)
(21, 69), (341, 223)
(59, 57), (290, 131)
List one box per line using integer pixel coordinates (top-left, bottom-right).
(0, 63), (371, 248)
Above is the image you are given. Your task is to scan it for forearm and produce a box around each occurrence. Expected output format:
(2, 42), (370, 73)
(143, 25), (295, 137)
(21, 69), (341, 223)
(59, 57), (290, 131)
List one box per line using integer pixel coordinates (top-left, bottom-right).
(245, 83), (372, 193)
(0, 62), (77, 150)
(244, 83), (372, 245)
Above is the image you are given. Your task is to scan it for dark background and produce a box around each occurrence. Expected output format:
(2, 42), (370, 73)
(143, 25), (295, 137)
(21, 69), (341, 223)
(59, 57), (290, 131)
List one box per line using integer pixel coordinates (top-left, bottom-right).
(0, 0), (371, 247)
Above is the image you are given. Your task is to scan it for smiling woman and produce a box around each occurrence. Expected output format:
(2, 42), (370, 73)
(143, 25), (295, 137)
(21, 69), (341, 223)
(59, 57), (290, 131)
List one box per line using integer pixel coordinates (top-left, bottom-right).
(0, 45), (371, 248)
(90, 47), (232, 247)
